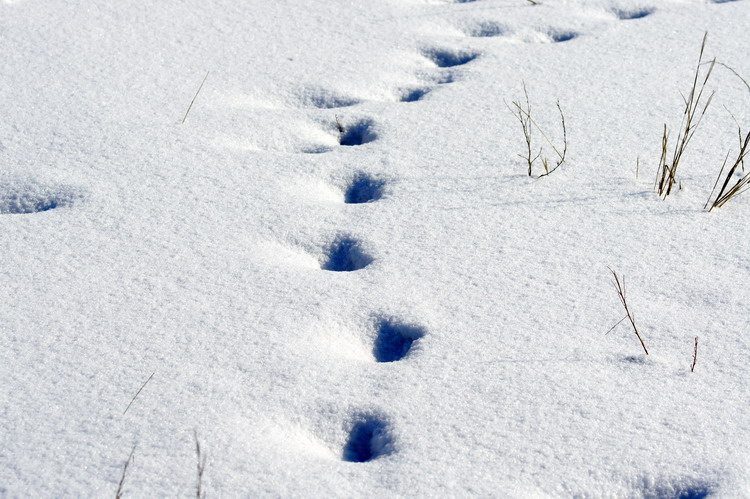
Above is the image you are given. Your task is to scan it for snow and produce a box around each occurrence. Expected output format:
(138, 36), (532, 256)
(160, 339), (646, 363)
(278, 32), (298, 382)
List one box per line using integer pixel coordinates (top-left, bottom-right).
(1, 0), (749, 496)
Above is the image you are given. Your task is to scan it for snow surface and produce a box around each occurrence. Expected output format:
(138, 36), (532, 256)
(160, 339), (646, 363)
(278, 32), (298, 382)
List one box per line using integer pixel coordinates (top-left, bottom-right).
(1, 0), (750, 496)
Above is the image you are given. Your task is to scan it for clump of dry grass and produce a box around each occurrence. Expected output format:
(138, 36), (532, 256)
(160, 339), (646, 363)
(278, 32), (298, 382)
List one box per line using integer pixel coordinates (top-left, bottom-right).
(506, 83), (567, 177)
(705, 123), (750, 210)
(655, 33), (715, 198)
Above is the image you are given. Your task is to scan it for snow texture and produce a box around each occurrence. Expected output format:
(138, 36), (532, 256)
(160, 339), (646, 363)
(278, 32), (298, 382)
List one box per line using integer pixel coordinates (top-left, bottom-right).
(1, 0), (750, 496)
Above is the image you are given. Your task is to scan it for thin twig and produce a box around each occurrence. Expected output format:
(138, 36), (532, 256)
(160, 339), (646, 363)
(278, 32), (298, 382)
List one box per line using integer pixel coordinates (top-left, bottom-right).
(123, 372), (155, 415)
(690, 336), (699, 372)
(335, 114), (345, 141)
(182, 71), (210, 124)
(115, 445), (136, 499)
(194, 430), (207, 499)
(608, 267), (649, 355)
(605, 315), (628, 336)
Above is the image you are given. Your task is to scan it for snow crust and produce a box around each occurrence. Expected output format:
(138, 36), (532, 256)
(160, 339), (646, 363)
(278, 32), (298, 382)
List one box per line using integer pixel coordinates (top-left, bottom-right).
(1, 0), (749, 496)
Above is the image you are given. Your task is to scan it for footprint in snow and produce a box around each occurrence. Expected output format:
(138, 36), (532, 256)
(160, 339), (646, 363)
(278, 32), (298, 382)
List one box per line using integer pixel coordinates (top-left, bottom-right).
(612, 7), (654, 20)
(372, 317), (425, 363)
(397, 86), (433, 103)
(0, 179), (80, 214)
(335, 117), (378, 147)
(343, 173), (386, 204)
(342, 413), (393, 462)
(547, 29), (578, 43)
(320, 236), (373, 272)
(422, 47), (479, 68)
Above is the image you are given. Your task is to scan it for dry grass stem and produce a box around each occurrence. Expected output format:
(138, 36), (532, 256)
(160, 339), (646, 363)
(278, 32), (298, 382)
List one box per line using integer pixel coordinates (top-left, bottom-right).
(691, 336), (699, 372)
(335, 114), (345, 141)
(182, 71), (210, 124)
(194, 430), (207, 499)
(115, 445), (136, 499)
(123, 371), (155, 415)
(608, 267), (649, 355)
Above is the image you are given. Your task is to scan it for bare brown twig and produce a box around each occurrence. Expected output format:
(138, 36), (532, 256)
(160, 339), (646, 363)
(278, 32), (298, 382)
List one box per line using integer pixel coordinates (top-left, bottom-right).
(690, 336), (699, 372)
(608, 268), (649, 355)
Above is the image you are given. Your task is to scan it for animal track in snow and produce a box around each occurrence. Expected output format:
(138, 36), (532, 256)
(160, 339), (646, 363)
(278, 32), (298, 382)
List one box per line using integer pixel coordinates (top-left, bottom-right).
(547, 29), (578, 43)
(342, 413), (393, 462)
(337, 118), (378, 147)
(635, 476), (715, 499)
(296, 87), (360, 109)
(398, 86), (432, 102)
(344, 173), (386, 204)
(372, 317), (424, 363)
(0, 179), (79, 214)
(613, 7), (654, 19)
(321, 236), (373, 272)
(422, 47), (479, 68)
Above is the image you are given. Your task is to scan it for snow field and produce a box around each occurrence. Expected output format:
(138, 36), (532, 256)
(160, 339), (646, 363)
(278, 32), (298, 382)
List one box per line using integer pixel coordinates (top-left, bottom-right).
(1, 0), (750, 496)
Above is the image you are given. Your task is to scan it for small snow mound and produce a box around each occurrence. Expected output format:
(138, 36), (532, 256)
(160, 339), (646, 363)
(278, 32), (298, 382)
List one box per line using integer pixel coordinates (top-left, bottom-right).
(321, 236), (373, 272)
(0, 179), (80, 214)
(342, 413), (393, 463)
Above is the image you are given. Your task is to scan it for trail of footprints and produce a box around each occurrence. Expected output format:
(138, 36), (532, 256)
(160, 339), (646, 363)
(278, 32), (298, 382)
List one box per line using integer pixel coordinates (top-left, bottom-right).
(293, 0), (672, 465)
(273, 0), (734, 465)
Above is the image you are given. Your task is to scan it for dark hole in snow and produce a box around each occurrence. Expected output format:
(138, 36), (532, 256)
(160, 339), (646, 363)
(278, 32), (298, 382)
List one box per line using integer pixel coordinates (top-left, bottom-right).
(423, 48), (478, 68)
(614, 7), (654, 19)
(342, 415), (392, 463)
(373, 318), (424, 362)
(321, 237), (372, 272)
(399, 87), (431, 102)
(550, 31), (578, 43)
(344, 174), (385, 204)
(339, 120), (377, 146)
